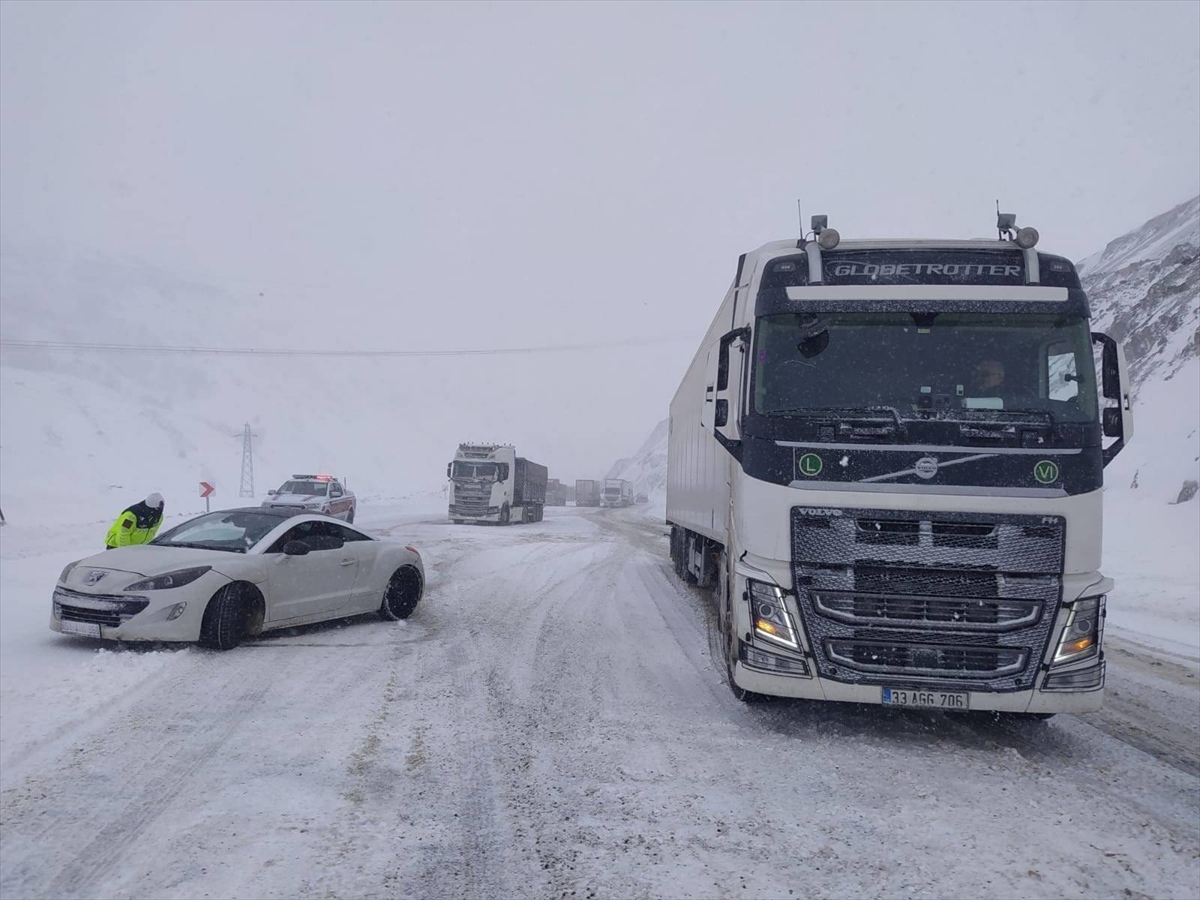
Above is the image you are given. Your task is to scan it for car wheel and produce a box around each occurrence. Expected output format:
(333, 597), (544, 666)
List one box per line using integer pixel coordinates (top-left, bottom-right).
(379, 566), (423, 621)
(199, 584), (248, 651)
(499, 504), (511, 526)
(346, 508), (355, 524)
(720, 557), (769, 703)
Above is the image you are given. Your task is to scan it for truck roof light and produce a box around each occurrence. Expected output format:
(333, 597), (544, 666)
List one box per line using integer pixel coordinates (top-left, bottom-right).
(817, 228), (841, 250)
(1015, 226), (1040, 249)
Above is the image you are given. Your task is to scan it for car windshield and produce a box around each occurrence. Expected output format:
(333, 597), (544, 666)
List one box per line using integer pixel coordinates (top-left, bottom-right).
(277, 480), (327, 496)
(152, 511), (285, 553)
(752, 312), (1099, 424)
(453, 462), (497, 479)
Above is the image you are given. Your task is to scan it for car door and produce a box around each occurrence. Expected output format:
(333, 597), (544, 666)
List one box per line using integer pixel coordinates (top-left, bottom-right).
(265, 520), (360, 621)
(329, 481), (350, 519)
(333, 524), (386, 611)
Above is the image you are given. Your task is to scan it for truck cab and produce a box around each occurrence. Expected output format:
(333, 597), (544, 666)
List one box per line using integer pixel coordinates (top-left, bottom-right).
(668, 214), (1133, 715)
(449, 444), (547, 524)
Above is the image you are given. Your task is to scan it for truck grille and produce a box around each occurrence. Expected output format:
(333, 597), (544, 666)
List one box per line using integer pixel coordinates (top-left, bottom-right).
(452, 481), (492, 514)
(791, 508), (1064, 692)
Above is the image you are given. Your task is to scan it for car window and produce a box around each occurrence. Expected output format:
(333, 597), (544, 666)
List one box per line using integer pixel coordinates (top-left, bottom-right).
(267, 520), (346, 553)
(335, 524), (374, 543)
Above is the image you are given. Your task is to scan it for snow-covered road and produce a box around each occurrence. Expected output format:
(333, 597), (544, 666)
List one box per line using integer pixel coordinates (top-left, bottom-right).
(2, 504), (1198, 899)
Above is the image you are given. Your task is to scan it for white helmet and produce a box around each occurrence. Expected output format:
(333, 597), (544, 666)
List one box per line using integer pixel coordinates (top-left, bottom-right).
(146, 492), (164, 508)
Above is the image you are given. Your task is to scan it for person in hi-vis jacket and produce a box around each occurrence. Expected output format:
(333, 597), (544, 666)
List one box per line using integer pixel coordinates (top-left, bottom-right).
(105, 493), (165, 549)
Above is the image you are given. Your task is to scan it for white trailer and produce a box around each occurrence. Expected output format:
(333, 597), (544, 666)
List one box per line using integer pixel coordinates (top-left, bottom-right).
(667, 214), (1133, 715)
(448, 444), (547, 525)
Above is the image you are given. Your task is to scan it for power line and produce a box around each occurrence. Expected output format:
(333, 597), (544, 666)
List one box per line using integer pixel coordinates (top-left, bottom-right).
(0, 335), (694, 358)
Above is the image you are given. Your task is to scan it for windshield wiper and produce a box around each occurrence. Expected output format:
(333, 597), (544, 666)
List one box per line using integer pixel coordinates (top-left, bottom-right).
(768, 406), (909, 442)
(153, 541), (243, 553)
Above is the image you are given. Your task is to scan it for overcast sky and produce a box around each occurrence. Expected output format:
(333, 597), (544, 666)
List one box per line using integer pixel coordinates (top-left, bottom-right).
(2, 0), (1198, 479)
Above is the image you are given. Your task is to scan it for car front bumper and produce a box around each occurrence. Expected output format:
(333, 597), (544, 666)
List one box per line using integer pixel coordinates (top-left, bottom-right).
(50, 572), (229, 643)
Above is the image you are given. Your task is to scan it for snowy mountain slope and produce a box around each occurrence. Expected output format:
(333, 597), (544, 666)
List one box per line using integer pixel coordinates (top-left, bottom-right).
(605, 417), (667, 495)
(0, 243), (582, 524)
(1079, 195), (1199, 503)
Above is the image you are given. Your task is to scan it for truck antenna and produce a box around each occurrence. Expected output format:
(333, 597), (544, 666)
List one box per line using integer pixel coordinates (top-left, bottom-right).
(797, 200), (805, 247)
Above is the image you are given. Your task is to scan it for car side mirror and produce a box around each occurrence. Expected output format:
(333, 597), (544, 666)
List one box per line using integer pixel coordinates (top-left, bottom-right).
(267, 489), (277, 496)
(283, 540), (310, 556)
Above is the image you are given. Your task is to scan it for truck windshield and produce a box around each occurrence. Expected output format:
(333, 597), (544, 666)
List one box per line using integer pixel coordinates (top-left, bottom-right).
(453, 462), (497, 479)
(277, 481), (327, 496)
(752, 312), (1098, 424)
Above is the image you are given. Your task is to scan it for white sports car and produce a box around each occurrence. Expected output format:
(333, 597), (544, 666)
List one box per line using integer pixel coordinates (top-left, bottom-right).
(51, 508), (424, 650)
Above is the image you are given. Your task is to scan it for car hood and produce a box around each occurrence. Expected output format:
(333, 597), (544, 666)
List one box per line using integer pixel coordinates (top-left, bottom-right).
(66, 546), (242, 583)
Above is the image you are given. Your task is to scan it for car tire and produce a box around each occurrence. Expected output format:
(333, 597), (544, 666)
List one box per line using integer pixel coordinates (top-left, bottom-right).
(379, 566), (423, 621)
(198, 584), (247, 651)
(346, 508), (355, 524)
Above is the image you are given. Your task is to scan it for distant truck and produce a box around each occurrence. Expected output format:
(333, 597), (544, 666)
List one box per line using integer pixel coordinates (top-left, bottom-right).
(448, 443), (547, 524)
(602, 479), (634, 508)
(636, 492), (649, 504)
(575, 479), (601, 507)
(546, 479), (568, 507)
(262, 474), (356, 522)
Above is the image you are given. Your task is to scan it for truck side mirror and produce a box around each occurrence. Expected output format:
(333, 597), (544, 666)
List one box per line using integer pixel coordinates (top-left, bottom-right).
(710, 327), (749, 459)
(446, 463), (452, 478)
(1102, 407), (1122, 438)
(1092, 332), (1134, 465)
(715, 399), (729, 427)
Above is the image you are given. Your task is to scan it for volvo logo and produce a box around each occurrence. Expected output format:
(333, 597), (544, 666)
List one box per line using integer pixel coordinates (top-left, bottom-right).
(913, 457), (940, 480)
(795, 507), (843, 517)
(83, 570), (108, 586)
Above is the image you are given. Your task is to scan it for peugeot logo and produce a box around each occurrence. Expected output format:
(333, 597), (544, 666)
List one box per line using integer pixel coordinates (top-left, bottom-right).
(84, 570), (108, 586)
(913, 457), (939, 480)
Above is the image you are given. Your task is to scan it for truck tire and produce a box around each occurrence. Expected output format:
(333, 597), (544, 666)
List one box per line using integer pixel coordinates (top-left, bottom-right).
(719, 556), (769, 703)
(453, 519), (464, 525)
(500, 504), (511, 525)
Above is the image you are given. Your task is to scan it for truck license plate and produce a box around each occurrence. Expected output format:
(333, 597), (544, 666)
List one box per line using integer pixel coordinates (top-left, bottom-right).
(61, 620), (101, 638)
(882, 687), (968, 710)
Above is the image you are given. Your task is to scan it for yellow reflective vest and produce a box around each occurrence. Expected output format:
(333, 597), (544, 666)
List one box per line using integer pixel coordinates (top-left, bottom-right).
(105, 507), (163, 549)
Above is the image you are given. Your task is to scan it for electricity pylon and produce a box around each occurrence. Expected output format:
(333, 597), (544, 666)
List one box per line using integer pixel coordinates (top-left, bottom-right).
(238, 423), (257, 498)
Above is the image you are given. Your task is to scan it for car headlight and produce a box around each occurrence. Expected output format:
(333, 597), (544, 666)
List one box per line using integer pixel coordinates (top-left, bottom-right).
(1053, 595), (1103, 664)
(747, 580), (800, 650)
(125, 567), (211, 592)
(59, 561), (81, 584)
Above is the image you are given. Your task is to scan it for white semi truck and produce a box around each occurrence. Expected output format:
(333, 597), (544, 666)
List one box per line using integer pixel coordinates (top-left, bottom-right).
(448, 443), (547, 525)
(667, 214), (1133, 716)
(601, 479), (634, 508)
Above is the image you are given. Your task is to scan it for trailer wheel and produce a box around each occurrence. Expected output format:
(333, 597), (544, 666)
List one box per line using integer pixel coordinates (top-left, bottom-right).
(453, 519), (464, 525)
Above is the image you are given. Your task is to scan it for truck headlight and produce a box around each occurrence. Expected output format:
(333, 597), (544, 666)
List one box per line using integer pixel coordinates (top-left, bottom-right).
(125, 567), (211, 591)
(1053, 595), (1103, 664)
(747, 580), (799, 651)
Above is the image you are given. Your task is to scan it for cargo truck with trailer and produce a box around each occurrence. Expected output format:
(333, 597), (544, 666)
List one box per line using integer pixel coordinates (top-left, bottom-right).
(667, 213), (1133, 715)
(448, 444), (547, 524)
(602, 479), (634, 508)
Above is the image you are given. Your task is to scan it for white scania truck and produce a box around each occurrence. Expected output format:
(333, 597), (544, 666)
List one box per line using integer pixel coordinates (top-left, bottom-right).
(602, 479), (634, 508)
(667, 214), (1134, 716)
(448, 443), (547, 525)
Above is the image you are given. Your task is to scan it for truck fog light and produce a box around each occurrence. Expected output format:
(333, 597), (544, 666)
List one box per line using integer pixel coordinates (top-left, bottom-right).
(1053, 595), (1103, 664)
(166, 602), (188, 621)
(747, 580), (800, 650)
(1043, 660), (1105, 691)
(740, 641), (808, 676)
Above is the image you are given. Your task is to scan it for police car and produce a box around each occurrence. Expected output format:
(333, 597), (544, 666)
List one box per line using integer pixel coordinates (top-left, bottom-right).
(262, 474), (357, 523)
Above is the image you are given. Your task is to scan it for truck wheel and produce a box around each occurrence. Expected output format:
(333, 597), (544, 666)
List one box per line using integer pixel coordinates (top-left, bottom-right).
(719, 557), (769, 703)
(453, 519), (464, 525)
(500, 504), (511, 525)
(198, 584), (247, 651)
